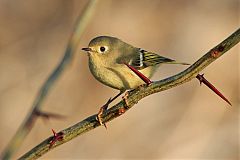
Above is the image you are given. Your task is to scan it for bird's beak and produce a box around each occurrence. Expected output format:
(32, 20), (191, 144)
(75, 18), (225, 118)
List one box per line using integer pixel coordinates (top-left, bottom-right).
(82, 47), (92, 52)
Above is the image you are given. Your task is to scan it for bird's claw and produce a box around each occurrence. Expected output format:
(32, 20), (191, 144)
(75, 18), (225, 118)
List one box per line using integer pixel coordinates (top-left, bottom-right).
(96, 97), (112, 129)
(122, 91), (130, 108)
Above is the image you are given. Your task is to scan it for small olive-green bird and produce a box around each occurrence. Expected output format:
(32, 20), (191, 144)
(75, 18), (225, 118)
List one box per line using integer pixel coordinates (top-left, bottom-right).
(82, 36), (188, 92)
(82, 36), (189, 126)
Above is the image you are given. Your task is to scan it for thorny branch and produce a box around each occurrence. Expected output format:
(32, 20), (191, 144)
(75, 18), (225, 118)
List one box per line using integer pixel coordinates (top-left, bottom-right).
(19, 28), (240, 160)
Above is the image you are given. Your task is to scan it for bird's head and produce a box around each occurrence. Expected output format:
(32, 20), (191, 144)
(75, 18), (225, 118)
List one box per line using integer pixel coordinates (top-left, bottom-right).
(82, 36), (121, 56)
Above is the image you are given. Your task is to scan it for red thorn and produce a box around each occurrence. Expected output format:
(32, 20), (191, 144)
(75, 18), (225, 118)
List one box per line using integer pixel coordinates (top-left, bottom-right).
(196, 74), (232, 106)
(52, 129), (56, 136)
(211, 45), (224, 58)
(124, 63), (152, 85)
(49, 129), (64, 148)
(118, 108), (126, 115)
(211, 50), (219, 58)
(197, 73), (204, 85)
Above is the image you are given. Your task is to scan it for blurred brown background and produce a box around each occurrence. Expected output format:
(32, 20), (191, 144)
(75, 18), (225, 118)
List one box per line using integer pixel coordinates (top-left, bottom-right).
(0, 0), (239, 159)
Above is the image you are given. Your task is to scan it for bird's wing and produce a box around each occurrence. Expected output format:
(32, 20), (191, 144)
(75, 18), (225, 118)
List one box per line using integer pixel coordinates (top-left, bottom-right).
(129, 49), (176, 70)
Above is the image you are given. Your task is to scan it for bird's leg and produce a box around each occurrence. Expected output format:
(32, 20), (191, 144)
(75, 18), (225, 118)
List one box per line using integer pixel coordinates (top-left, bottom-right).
(97, 91), (124, 128)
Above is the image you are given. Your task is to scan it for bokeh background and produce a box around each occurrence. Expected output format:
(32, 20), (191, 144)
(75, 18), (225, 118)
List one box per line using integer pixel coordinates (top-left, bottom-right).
(0, 0), (239, 159)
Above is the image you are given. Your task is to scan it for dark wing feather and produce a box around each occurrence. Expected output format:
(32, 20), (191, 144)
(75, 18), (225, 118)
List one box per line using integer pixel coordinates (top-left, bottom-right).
(130, 49), (175, 70)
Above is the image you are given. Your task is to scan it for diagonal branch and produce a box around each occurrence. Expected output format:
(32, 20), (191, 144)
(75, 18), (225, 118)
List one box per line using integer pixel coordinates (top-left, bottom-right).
(1, 1), (99, 159)
(19, 28), (240, 160)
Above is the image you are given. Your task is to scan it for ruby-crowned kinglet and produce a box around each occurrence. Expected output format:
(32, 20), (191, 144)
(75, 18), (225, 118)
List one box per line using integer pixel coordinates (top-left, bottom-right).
(82, 36), (189, 127)
(82, 36), (188, 92)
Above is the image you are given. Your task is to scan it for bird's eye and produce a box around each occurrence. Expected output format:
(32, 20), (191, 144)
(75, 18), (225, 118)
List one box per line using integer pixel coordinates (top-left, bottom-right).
(100, 46), (106, 52)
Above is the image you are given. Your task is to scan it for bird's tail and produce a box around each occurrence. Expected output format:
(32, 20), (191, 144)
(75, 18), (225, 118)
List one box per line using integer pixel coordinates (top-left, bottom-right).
(166, 60), (190, 65)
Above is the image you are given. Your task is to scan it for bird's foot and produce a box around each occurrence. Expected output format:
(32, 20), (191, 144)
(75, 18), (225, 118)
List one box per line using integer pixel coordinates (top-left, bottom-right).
(138, 82), (153, 89)
(96, 98), (112, 129)
(122, 91), (130, 108)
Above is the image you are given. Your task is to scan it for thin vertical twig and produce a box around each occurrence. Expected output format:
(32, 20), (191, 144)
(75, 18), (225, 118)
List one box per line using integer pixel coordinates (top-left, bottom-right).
(1, 1), (98, 159)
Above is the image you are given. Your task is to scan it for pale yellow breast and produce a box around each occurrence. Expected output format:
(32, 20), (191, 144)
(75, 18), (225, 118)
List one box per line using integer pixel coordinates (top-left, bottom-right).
(88, 54), (157, 91)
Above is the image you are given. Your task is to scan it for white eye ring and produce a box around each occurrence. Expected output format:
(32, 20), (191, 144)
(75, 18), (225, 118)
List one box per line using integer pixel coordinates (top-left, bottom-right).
(98, 46), (108, 53)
